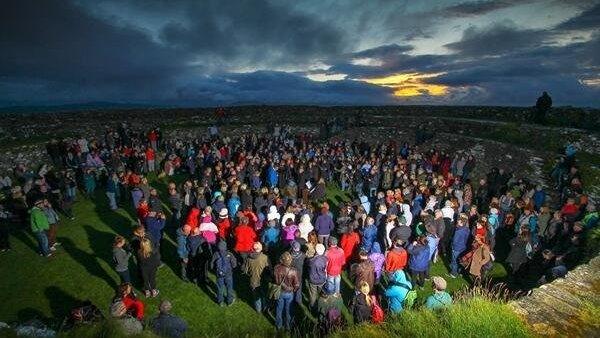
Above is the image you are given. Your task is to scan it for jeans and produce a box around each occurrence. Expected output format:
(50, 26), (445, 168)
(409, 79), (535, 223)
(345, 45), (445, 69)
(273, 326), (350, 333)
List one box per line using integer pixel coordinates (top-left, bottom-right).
(294, 280), (303, 305)
(216, 275), (234, 305)
(252, 286), (264, 312)
(106, 192), (117, 210)
(66, 187), (76, 200)
(118, 269), (131, 283)
(276, 291), (294, 329)
(327, 275), (341, 295)
(450, 249), (463, 275)
(147, 160), (155, 172)
(35, 231), (50, 256)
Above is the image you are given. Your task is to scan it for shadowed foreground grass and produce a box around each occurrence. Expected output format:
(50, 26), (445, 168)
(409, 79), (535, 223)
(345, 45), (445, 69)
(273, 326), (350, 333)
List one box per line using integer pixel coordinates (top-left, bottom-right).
(0, 180), (511, 337)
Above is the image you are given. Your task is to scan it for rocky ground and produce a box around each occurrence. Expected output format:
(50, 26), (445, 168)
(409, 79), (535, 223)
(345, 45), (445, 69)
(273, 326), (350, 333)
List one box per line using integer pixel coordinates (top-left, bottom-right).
(510, 256), (600, 337)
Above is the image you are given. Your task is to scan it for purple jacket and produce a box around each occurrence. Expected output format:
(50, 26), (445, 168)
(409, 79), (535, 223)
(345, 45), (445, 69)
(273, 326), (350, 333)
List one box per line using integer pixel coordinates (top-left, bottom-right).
(314, 214), (334, 236)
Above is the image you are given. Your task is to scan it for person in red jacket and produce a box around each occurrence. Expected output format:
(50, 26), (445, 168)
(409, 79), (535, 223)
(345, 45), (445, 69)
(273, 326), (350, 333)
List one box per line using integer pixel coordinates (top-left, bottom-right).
(234, 216), (257, 258)
(185, 207), (200, 232)
(560, 198), (579, 221)
(114, 283), (144, 320)
(217, 208), (232, 240)
(340, 226), (361, 264)
(145, 146), (156, 172)
(136, 199), (150, 225)
(325, 237), (346, 296)
(385, 238), (408, 274)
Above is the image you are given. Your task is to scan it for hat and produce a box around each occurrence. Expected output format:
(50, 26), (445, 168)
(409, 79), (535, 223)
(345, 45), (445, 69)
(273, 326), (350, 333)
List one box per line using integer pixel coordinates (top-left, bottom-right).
(315, 243), (325, 255)
(219, 208), (228, 218)
(267, 205), (280, 221)
(291, 241), (301, 252)
(253, 242), (263, 253)
(432, 276), (447, 290)
(490, 207), (499, 215)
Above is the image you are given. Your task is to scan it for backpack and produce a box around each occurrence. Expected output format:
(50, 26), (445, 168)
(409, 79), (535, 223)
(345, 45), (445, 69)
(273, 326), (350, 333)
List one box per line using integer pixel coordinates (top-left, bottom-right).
(371, 296), (385, 324)
(324, 307), (344, 333)
(216, 253), (232, 277)
(404, 290), (418, 309)
(398, 282), (418, 310)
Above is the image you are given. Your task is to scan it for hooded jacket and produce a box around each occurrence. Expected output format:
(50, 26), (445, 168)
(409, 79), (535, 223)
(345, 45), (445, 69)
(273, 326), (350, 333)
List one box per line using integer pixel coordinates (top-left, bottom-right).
(368, 242), (386, 279)
(385, 246), (408, 273)
(385, 270), (412, 313)
(234, 224), (257, 253)
(407, 243), (430, 272)
(307, 254), (328, 285)
(243, 252), (269, 289)
(211, 241), (237, 277)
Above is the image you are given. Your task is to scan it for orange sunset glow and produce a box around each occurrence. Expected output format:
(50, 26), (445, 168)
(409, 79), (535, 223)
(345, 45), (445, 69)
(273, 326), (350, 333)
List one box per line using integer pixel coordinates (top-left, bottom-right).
(362, 72), (448, 97)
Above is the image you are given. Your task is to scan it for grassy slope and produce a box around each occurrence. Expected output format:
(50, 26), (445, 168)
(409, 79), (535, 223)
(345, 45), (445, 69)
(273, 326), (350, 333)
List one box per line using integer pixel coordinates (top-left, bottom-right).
(0, 179), (508, 337)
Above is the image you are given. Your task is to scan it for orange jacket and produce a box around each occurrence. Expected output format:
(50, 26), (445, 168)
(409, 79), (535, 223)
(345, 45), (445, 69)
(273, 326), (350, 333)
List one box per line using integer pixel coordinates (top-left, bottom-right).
(385, 247), (407, 273)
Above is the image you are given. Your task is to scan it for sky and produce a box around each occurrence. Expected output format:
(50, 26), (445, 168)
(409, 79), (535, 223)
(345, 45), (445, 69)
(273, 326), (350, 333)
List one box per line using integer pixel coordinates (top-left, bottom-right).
(1, 0), (599, 107)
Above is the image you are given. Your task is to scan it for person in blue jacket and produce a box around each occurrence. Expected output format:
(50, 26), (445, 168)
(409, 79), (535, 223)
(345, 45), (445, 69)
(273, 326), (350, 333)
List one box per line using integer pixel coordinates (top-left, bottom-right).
(385, 270), (412, 313)
(176, 225), (190, 282)
(407, 236), (431, 288)
(261, 219), (280, 251)
(266, 164), (278, 188)
(227, 194), (241, 221)
(146, 211), (167, 248)
(360, 216), (378, 252)
(450, 216), (470, 278)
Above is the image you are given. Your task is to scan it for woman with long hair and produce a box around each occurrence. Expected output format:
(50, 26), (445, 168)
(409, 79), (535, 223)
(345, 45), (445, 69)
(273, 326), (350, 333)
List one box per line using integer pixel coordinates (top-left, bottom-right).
(138, 238), (160, 297)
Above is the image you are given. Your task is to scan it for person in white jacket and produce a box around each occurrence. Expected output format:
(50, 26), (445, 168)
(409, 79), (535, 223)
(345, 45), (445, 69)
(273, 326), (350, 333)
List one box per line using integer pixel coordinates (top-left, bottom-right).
(298, 214), (314, 241)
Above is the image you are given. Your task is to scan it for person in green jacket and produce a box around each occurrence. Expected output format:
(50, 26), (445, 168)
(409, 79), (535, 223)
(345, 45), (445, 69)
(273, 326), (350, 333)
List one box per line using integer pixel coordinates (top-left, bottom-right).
(30, 200), (51, 257)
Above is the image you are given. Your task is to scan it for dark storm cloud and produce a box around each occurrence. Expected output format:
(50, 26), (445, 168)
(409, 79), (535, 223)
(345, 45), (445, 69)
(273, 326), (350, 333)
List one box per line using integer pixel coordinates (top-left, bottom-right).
(175, 71), (395, 106)
(442, 0), (527, 17)
(149, 0), (347, 67)
(0, 0), (186, 102)
(556, 3), (600, 31)
(444, 23), (550, 56)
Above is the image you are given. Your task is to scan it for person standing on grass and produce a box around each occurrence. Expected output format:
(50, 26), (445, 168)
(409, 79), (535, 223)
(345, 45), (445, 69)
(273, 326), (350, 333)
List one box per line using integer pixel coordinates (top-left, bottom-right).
(325, 237), (345, 296)
(350, 280), (374, 324)
(307, 243), (328, 311)
(30, 199), (51, 257)
(177, 225), (191, 282)
(113, 235), (132, 283)
(138, 238), (160, 298)
(106, 172), (120, 211)
(425, 276), (452, 310)
(289, 241), (306, 305)
(145, 146), (156, 173)
(234, 215), (257, 260)
(385, 238), (408, 275)
(385, 270), (412, 314)
(211, 240), (237, 306)
(274, 251), (300, 331)
(151, 300), (188, 338)
(42, 199), (60, 250)
(350, 250), (375, 292)
(449, 216), (469, 278)
(407, 236), (430, 288)
(315, 207), (335, 244)
(242, 242), (270, 313)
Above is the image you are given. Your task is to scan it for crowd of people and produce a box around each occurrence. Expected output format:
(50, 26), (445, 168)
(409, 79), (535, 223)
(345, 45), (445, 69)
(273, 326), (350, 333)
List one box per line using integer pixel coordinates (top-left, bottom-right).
(0, 119), (597, 336)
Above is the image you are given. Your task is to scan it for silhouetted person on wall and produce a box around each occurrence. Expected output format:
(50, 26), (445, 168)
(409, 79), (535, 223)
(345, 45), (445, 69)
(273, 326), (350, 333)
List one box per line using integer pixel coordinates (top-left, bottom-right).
(534, 91), (552, 124)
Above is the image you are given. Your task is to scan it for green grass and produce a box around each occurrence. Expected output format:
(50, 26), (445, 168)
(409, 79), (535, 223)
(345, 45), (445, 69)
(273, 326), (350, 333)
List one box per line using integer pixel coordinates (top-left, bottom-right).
(0, 181), (509, 337)
(333, 297), (532, 338)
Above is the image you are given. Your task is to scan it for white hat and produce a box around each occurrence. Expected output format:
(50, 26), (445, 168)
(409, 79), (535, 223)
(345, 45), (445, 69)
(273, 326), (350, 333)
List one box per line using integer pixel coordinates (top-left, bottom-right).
(267, 205), (280, 221)
(219, 208), (228, 218)
(315, 243), (326, 255)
